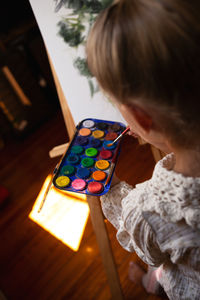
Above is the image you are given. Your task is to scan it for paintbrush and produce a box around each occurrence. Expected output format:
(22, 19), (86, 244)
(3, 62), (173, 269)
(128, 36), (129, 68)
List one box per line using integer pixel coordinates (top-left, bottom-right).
(105, 142), (121, 186)
(107, 126), (130, 147)
(38, 176), (53, 213)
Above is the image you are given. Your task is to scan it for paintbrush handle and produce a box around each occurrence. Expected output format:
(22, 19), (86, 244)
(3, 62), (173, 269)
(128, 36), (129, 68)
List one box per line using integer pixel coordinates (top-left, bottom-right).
(105, 142), (121, 186)
(38, 177), (53, 213)
(112, 126), (130, 145)
(105, 163), (115, 185)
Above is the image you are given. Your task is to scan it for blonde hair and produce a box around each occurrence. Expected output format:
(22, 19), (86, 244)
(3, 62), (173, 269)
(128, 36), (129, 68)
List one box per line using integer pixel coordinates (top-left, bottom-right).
(87, 0), (200, 149)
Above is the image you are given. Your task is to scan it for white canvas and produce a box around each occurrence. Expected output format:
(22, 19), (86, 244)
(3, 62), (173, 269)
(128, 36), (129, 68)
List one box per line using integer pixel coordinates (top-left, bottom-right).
(29, 0), (126, 125)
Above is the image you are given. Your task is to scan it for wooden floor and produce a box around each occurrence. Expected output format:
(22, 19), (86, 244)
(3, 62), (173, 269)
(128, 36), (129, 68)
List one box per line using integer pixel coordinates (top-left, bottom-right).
(0, 110), (165, 300)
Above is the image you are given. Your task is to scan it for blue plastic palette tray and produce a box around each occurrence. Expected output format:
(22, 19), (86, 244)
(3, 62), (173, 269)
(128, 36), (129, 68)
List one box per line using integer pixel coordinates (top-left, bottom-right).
(53, 118), (126, 196)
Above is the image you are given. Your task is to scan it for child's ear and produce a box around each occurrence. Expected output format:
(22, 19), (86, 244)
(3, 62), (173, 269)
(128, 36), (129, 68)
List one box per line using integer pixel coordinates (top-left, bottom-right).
(128, 104), (153, 132)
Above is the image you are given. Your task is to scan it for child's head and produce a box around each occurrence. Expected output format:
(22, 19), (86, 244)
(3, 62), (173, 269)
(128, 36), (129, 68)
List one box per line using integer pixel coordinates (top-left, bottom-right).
(87, 0), (200, 151)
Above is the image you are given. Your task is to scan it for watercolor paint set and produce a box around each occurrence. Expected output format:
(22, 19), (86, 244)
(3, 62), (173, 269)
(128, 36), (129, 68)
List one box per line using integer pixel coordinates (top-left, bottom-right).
(53, 118), (126, 196)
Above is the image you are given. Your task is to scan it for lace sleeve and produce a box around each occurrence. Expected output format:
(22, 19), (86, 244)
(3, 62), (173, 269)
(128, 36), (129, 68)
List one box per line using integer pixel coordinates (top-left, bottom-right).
(101, 181), (168, 266)
(143, 211), (200, 265)
(115, 189), (168, 265)
(100, 181), (133, 230)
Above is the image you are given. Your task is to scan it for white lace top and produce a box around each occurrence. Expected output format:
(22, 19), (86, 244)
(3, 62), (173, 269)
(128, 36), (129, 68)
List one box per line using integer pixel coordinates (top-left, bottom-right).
(101, 153), (200, 300)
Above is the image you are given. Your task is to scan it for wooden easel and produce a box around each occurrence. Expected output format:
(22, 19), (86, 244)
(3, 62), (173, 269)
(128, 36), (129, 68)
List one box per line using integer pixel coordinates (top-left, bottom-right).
(48, 58), (124, 300)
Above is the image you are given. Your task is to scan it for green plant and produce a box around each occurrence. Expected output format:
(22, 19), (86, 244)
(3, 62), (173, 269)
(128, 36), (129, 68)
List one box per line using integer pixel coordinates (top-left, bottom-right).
(54, 0), (113, 96)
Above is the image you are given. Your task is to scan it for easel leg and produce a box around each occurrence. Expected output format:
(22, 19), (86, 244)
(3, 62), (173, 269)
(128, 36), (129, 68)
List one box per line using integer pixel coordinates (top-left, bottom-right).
(87, 195), (124, 300)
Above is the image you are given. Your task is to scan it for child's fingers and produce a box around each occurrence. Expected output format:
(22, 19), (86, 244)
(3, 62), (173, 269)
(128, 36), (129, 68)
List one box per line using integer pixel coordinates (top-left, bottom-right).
(128, 130), (139, 138)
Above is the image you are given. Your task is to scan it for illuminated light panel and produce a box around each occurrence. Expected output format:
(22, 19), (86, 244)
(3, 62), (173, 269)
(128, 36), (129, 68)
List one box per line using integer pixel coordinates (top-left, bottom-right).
(29, 175), (89, 251)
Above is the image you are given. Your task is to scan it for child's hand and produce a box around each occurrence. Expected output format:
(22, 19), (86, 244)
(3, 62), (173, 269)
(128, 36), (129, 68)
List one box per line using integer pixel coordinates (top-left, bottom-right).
(110, 172), (121, 187)
(128, 130), (139, 138)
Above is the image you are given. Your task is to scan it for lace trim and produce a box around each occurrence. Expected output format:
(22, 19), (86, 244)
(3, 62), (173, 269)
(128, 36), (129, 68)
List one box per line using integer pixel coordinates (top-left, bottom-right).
(139, 153), (200, 229)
